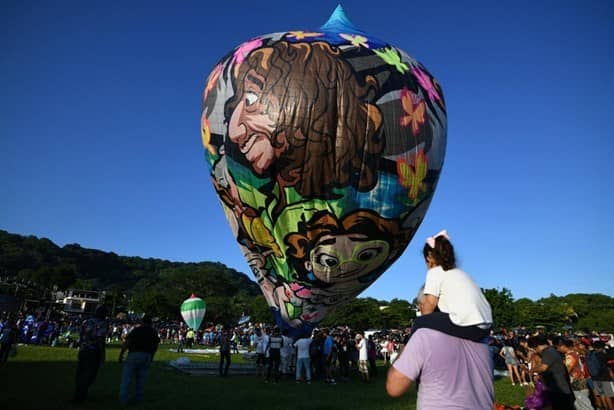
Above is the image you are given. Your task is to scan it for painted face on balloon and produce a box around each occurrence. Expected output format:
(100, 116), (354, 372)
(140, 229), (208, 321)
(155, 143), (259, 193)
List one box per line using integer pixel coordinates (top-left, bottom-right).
(305, 234), (391, 285)
(228, 69), (285, 175)
(225, 41), (383, 203)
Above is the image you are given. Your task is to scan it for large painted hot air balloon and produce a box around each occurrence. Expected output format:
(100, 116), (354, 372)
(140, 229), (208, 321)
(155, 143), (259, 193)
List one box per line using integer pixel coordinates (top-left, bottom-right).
(200, 6), (447, 336)
(180, 294), (206, 331)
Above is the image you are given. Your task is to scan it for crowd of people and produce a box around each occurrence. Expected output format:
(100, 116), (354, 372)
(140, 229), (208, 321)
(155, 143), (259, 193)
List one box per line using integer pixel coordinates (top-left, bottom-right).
(1, 305), (613, 409)
(2, 304), (612, 409)
(235, 324), (404, 384)
(488, 329), (614, 410)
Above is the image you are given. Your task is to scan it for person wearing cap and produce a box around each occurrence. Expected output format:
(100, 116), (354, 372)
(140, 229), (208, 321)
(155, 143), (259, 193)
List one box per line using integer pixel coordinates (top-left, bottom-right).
(74, 305), (108, 403)
(118, 315), (160, 406)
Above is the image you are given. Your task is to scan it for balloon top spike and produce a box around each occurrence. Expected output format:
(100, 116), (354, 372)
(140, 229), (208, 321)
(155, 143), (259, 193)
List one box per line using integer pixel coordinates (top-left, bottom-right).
(190, 293), (196, 298)
(320, 4), (364, 34)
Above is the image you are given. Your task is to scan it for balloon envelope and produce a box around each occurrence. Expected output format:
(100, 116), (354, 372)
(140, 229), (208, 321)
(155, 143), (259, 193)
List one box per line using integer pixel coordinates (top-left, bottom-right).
(200, 6), (447, 336)
(180, 294), (206, 330)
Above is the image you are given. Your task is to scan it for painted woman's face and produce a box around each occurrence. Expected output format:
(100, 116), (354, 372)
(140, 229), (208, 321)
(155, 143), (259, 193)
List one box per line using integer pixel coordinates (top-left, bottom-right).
(305, 234), (390, 284)
(228, 69), (283, 174)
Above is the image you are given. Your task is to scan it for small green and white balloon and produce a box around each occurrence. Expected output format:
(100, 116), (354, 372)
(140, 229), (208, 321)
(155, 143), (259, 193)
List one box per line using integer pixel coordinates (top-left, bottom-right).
(180, 294), (206, 330)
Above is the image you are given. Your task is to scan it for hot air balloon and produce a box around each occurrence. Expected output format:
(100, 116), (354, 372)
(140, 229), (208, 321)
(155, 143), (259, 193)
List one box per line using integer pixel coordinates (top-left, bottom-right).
(180, 294), (206, 331)
(200, 5), (447, 336)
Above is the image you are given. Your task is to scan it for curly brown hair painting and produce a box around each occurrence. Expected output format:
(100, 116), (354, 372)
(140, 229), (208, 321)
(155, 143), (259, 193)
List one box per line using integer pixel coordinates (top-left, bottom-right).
(224, 41), (384, 200)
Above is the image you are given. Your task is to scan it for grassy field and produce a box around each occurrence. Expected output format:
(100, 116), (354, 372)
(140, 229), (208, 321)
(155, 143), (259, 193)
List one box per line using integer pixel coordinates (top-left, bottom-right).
(0, 344), (526, 409)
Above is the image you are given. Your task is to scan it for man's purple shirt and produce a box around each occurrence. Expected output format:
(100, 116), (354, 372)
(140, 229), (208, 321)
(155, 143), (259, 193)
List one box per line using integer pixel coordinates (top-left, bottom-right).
(393, 328), (494, 410)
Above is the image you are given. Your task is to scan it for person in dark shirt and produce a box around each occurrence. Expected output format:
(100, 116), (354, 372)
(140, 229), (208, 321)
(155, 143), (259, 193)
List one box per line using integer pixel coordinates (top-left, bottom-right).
(529, 334), (575, 410)
(219, 327), (231, 377)
(74, 305), (108, 403)
(118, 315), (160, 406)
(0, 317), (18, 363)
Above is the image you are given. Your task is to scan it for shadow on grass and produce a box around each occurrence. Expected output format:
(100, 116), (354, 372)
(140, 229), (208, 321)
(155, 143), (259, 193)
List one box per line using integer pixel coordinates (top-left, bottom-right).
(0, 360), (417, 410)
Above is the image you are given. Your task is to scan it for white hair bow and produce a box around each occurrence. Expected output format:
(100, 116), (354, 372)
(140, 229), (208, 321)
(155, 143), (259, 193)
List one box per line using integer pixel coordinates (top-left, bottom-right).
(425, 230), (450, 248)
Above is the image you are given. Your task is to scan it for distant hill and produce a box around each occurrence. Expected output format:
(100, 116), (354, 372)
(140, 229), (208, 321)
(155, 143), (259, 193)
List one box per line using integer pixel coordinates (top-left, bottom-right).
(0, 229), (260, 298)
(1, 230), (613, 330)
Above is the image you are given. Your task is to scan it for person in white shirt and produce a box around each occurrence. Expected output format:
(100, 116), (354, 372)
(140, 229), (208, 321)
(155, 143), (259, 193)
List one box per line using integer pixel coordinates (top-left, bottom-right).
(293, 335), (313, 383)
(254, 328), (267, 376)
(280, 330), (293, 376)
(412, 230), (492, 342)
(356, 333), (369, 382)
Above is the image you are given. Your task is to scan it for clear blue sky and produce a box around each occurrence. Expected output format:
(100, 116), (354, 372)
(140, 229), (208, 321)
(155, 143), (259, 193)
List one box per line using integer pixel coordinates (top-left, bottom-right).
(2, 0), (613, 302)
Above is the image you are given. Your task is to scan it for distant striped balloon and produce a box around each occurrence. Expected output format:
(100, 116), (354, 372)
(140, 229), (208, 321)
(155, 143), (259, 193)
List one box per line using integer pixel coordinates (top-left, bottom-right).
(180, 294), (206, 330)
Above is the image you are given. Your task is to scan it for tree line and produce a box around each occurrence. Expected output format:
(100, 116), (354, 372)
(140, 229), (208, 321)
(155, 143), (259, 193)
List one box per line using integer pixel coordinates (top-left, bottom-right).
(1, 230), (612, 331)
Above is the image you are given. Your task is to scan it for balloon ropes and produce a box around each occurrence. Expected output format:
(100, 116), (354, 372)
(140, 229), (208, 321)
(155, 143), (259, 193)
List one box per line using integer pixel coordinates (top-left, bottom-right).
(180, 294), (206, 330)
(200, 5), (447, 337)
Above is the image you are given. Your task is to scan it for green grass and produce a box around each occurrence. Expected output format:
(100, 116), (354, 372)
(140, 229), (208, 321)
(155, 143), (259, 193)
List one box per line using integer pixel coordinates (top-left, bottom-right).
(0, 344), (526, 409)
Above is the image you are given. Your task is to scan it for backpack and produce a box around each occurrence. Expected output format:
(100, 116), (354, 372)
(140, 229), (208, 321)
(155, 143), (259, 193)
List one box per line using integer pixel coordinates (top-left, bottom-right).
(586, 350), (604, 378)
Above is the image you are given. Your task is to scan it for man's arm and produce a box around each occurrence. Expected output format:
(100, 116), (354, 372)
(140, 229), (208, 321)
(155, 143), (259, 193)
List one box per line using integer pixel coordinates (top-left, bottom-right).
(97, 325), (107, 363)
(119, 332), (131, 362)
(119, 340), (128, 362)
(151, 333), (160, 362)
(532, 362), (549, 374)
(98, 337), (106, 362)
(386, 366), (413, 397)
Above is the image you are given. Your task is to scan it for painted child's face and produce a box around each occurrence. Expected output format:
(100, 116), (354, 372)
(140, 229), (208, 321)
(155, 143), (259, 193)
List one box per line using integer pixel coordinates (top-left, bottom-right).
(306, 234), (390, 284)
(228, 69), (284, 174)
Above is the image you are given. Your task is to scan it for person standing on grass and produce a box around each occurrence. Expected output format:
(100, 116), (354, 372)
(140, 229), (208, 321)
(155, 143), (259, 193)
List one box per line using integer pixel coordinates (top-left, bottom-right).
(500, 339), (523, 386)
(356, 333), (370, 383)
(322, 328), (336, 384)
(255, 327), (270, 378)
(367, 335), (378, 377)
(231, 329), (240, 354)
(74, 305), (108, 403)
(556, 338), (594, 410)
(0, 317), (18, 363)
(337, 334), (351, 382)
(386, 286), (494, 409)
(294, 333), (313, 384)
(219, 326), (232, 377)
(586, 340), (614, 410)
(186, 328), (194, 349)
(118, 315), (159, 406)
(266, 327), (283, 383)
(280, 329), (293, 377)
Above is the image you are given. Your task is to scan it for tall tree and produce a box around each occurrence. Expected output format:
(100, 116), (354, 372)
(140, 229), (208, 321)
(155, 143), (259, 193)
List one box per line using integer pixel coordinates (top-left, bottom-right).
(379, 298), (414, 329)
(482, 287), (515, 328)
(322, 298), (381, 330)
